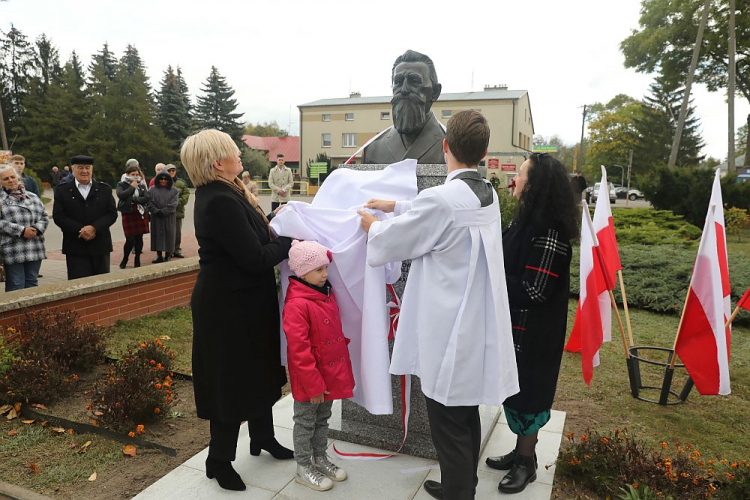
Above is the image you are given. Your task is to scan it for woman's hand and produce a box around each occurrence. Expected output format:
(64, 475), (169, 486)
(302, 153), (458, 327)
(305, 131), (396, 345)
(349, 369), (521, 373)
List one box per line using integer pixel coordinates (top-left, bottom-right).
(365, 199), (395, 213)
(130, 180), (138, 187)
(310, 390), (330, 404)
(22, 227), (38, 239)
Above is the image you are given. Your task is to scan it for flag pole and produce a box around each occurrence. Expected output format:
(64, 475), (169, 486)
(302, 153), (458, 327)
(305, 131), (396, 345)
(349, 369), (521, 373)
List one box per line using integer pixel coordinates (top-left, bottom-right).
(618, 270), (635, 346)
(583, 201), (630, 359)
(724, 304), (743, 330)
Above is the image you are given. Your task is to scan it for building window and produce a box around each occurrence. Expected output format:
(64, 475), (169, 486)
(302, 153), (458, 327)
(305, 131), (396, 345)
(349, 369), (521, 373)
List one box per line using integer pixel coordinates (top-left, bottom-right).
(322, 133), (331, 147)
(519, 132), (523, 147)
(345, 113), (354, 121)
(442, 110), (452, 119)
(343, 133), (357, 148)
(322, 114), (331, 122)
(381, 111), (390, 120)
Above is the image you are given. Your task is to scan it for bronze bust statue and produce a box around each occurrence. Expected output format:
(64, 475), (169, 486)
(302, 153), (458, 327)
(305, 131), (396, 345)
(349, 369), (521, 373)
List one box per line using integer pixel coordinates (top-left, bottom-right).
(362, 50), (446, 164)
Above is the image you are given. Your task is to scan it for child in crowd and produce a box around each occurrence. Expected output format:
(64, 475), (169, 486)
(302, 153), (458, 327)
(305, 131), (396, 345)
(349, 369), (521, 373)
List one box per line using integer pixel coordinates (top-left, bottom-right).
(283, 240), (354, 491)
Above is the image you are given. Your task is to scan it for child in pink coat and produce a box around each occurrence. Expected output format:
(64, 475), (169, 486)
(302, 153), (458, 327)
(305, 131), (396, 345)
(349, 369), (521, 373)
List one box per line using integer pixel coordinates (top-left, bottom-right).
(283, 240), (355, 491)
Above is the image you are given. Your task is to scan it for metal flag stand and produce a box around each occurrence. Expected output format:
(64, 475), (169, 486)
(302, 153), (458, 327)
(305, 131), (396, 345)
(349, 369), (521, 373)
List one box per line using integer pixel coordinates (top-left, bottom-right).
(626, 346), (694, 405)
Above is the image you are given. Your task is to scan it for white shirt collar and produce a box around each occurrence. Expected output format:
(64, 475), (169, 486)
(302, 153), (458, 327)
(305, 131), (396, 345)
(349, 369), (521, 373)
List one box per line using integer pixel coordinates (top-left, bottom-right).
(445, 167), (477, 184)
(75, 178), (92, 189)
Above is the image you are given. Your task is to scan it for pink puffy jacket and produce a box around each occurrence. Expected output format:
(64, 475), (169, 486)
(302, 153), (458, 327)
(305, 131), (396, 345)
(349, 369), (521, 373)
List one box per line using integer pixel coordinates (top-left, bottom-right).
(282, 278), (355, 402)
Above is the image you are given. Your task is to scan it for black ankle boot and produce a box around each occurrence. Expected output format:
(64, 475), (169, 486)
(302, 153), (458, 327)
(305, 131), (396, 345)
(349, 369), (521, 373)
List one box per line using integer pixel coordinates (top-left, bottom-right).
(498, 453), (537, 494)
(119, 256), (128, 269)
(205, 457), (246, 491)
(134, 254), (141, 268)
(250, 437), (294, 460)
(487, 449), (537, 471)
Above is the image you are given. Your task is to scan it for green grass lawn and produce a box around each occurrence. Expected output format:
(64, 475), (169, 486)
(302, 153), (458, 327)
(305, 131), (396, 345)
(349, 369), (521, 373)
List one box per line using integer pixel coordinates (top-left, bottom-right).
(108, 307), (193, 374)
(557, 299), (750, 462)
(728, 226), (750, 257)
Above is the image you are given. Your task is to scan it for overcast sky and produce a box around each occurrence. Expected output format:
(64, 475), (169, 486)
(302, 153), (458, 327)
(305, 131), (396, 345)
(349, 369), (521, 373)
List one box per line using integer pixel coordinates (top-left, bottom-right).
(3, 0), (746, 160)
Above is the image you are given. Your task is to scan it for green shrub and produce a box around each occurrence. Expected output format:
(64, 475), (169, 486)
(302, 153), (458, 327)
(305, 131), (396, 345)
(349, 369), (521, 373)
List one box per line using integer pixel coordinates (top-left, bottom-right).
(0, 334), (16, 377)
(495, 185), (518, 230)
(610, 208), (701, 247)
(92, 340), (175, 429)
(570, 244), (750, 324)
(640, 167), (750, 227)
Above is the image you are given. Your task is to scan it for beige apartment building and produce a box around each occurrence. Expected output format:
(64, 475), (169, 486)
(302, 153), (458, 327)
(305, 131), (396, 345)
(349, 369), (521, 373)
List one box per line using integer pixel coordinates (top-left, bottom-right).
(298, 85), (534, 185)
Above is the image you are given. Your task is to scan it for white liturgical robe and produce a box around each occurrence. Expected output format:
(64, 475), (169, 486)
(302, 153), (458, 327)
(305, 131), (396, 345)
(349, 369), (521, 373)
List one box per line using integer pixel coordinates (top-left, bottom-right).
(366, 175), (519, 407)
(270, 159), (418, 414)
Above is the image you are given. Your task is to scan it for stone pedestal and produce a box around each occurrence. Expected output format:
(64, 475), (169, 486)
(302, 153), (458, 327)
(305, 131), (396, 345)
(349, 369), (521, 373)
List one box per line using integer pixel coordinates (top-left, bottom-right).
(327, 164), (502, 460)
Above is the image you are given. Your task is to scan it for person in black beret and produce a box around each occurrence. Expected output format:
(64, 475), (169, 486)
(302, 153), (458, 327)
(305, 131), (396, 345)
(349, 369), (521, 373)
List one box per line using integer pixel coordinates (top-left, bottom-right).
(52, 155), (118, 280)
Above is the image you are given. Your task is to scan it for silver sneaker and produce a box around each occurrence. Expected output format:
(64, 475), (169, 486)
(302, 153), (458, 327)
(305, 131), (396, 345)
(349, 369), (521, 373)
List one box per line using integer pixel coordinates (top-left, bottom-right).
(295, 463), (333, 491)
(313, 455), (348, 481)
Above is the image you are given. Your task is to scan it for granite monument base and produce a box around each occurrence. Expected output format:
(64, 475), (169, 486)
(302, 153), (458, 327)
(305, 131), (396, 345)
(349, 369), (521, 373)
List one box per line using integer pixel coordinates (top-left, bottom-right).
(326, 163), (501, 460)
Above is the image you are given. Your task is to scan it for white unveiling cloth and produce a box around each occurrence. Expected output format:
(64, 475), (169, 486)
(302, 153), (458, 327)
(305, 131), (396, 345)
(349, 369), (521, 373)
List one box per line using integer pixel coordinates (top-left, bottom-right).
(270, 159), (418, 414)
(366, 175), (520, 407)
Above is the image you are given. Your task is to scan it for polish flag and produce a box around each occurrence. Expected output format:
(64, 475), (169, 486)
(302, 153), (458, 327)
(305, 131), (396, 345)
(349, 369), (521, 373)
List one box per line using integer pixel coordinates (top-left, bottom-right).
(571, 201), (605, 384)
(565, 166), (621, 353)
(739, 287), (750, 312)
(674, 170), (731, 395)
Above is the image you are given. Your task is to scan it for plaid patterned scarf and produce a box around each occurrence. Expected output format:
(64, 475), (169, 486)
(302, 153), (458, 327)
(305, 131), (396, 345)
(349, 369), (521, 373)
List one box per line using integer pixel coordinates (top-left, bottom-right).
(3, 184), (27, 201)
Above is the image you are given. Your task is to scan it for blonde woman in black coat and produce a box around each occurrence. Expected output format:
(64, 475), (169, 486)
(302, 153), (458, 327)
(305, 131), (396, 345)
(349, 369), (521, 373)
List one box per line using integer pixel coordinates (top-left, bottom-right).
(181, 129), (293, 491)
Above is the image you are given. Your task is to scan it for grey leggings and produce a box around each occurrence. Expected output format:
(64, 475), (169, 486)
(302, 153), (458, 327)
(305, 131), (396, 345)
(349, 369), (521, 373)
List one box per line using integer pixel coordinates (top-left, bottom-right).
(292, 400), (333, 465)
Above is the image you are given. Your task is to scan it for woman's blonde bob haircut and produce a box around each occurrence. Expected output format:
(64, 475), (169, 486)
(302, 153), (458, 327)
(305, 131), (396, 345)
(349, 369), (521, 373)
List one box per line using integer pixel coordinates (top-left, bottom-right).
(180, 129), (240, 187)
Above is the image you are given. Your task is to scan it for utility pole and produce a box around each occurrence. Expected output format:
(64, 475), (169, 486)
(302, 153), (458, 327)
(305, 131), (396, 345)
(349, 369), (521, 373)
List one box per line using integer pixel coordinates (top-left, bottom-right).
(578, 105), (587, 173)
(626, 149), (633, 207)
(668, 0), (710, 169)
(728, 0), (736, 174)
(0, 99), (8, 151)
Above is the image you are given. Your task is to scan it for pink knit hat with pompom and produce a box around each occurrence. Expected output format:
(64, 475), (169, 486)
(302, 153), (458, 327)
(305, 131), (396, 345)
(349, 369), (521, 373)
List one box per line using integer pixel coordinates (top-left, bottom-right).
(288, 240), (332, 277)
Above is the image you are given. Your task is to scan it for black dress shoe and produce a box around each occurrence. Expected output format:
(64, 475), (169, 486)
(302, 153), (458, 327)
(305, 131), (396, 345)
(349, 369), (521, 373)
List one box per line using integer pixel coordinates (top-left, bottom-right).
(205, 457), (246, 491)
(172, 251), (185, 258)
(249, 437), (294, 460)
(487, 450), (537, 471)
(152, 257), (164, 263)
(423, 480), (443, 499)
(498, 454), (537, 494)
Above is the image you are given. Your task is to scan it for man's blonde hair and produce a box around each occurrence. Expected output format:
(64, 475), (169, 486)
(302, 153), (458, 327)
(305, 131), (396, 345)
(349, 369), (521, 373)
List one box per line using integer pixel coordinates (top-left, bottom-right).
(180, 129), (239, 187)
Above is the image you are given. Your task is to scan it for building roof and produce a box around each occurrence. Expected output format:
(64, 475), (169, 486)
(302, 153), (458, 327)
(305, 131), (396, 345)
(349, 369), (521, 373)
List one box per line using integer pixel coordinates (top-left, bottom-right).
(299, 88), (528, 108)
(242, 135), (300, 162)
(716, 154), (746, 171)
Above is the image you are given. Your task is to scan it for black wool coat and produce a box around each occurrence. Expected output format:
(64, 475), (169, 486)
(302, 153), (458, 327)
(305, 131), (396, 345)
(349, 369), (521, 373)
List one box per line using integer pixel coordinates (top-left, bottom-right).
(502, 219), (572, 414)
(191, 181), (292, 423)
(52, 180), (118, 256)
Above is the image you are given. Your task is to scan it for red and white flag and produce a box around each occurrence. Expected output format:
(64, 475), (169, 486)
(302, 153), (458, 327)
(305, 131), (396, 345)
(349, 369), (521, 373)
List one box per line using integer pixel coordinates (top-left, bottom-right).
(739, 287), (750, 313)
(570, 201), (605, 384)
(566, 166), (621, 354)
(674, 169), (731, 395)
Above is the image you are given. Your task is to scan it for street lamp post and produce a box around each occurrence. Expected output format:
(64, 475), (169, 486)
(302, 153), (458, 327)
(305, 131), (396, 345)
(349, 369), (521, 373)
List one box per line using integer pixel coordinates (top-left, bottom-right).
(611, 165), (625, 187)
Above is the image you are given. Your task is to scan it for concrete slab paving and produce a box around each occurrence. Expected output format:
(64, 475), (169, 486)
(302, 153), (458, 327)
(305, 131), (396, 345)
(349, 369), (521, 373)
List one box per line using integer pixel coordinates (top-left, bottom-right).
(134, 395), (565, 500)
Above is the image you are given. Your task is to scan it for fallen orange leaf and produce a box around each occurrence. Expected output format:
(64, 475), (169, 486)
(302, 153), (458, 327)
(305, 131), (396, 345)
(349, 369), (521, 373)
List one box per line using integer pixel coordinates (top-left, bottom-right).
(50, 427), (65, 434)
(13, 403), (21, 413)
(6, 408), (18, 420)
(0, 404), (11, 415)
(122, 445), (137, 457)
(21, 420), (34, 425)
(93, 411), (103, 417)
(29, 463), (39, 474)
(7, 429), (18, 436)
(67, 429), (74, 435)
(88, 471), (97, 482)
(31, 403), (48, 410)
(79, 441), (92, 453)
(89, 419), (99, 427)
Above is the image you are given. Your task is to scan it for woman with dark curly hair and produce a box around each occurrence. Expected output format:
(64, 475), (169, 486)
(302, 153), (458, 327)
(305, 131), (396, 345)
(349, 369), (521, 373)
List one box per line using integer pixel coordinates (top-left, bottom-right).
(486, 152), (579, 494)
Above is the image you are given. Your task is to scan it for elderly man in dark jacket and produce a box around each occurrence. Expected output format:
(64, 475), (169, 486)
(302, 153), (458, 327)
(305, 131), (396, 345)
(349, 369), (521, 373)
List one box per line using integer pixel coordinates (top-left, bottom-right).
(52, 155), (118, 280)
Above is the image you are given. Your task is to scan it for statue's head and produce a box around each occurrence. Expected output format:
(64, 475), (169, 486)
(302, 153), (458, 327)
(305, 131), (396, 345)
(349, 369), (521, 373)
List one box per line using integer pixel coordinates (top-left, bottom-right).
(391, 50), (442, 135)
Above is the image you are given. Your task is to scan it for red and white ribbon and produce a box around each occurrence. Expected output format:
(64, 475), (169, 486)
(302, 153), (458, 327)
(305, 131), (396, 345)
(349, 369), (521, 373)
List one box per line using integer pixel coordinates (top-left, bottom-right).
(333, 284), (411, 460)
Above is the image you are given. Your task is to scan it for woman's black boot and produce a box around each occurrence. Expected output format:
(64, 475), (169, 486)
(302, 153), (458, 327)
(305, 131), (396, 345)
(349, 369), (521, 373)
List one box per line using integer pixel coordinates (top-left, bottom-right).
(119, 256), (128, 269)
(250, 437), (294, 460)
(134, 254), (141, 268)
(205, 457), (246, 491)
(497, 453), (537, 494)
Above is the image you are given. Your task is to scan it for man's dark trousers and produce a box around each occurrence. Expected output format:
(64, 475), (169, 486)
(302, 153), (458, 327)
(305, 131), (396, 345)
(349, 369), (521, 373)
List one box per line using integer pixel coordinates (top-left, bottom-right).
(66, 254), (110, 280)
(424, 395), (480, 500)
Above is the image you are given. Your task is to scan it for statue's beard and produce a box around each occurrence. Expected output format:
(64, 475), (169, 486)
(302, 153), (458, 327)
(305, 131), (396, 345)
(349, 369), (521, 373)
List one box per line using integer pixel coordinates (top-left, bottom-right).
(392, 93), (429, 135)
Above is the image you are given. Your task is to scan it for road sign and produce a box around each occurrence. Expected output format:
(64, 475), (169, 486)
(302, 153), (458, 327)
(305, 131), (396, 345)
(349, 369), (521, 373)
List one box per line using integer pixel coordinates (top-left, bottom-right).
(487, 158), (500, 169)
(532, 145), (558, 153)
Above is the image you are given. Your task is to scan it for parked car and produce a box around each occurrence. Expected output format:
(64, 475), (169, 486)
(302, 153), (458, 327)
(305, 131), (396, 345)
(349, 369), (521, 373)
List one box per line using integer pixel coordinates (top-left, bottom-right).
(591, 182), (617, 204)
(627, 189), (644, 201)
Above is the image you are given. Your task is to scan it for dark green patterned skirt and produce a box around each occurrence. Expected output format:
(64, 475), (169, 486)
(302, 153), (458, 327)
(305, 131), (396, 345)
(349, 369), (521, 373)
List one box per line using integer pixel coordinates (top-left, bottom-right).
(503, 404), (551, 435)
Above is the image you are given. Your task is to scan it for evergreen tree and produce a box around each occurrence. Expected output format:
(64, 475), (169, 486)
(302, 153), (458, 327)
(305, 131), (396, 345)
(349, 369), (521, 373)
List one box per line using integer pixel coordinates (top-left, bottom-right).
(633, 76), (705, 169)
(87, 43), (117, 96)
(33, 34), (61, 88)
(157, 65), (192, 151)
(84, 45), (172, 182)
(0, 25), (37, 133)
(194, 66), (244, 145)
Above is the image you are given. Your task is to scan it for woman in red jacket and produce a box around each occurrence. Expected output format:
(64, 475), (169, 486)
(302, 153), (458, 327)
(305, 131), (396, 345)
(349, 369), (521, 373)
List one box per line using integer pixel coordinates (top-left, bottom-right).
(283, 240), (355, 492)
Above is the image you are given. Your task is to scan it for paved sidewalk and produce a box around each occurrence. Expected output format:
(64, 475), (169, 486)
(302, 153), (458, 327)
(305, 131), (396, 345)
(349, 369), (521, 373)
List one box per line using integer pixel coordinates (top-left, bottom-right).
(134, 394), (563, 500)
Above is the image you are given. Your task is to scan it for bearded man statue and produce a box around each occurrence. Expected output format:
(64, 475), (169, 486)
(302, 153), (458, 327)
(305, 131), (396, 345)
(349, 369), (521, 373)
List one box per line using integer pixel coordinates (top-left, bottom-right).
(362, 50), (446, 164)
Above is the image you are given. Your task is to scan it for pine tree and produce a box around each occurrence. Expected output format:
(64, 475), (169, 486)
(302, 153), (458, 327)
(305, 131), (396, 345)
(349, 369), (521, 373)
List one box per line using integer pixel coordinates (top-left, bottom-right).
(157, 65), (192, 151)
(33, 34), (61, 88)
(84, 45), (172, 181)
(87, 43), (117, 97)
(0, 25), (37, 133)
(633, 76), (705, 169)
(194, 66), (244, 145)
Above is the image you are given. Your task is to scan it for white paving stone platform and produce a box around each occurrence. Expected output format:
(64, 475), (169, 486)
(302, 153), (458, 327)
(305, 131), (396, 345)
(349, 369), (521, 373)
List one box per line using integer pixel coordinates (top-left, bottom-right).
(135, 395), (564, 500)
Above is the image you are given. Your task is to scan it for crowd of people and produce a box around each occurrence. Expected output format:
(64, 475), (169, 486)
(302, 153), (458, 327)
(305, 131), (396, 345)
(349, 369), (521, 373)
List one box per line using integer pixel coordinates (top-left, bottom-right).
(181, 111), (577, 499)
(0, 155), (193, 290)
